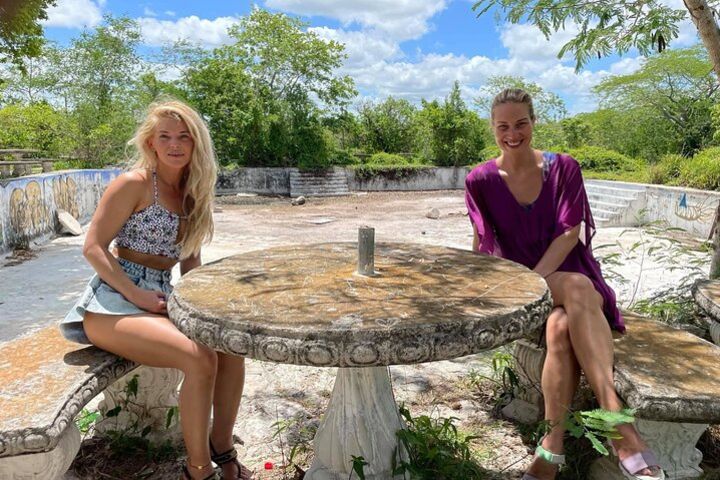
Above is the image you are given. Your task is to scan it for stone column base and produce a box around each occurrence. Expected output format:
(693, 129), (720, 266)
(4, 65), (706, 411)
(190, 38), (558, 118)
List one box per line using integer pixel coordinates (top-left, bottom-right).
(95, 366), (183, 444)
(305, 367), (407, 480)
(0, 423), (81, 480)
(589, 420), (706, 480)
(501, 340), (546, 424)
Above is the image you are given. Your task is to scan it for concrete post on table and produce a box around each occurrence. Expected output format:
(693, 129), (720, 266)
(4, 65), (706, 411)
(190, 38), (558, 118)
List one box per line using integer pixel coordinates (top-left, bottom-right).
(305, 227), (408, 480)
(358, 226), (375, 276)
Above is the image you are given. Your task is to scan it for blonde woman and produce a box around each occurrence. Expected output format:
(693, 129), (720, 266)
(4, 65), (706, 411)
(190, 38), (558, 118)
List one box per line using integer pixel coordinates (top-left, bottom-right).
(61, 100), (251, 480)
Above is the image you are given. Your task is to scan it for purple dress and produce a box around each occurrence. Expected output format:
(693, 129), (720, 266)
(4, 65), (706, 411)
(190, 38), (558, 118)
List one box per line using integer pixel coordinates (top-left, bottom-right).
(465, 152), (625, 333)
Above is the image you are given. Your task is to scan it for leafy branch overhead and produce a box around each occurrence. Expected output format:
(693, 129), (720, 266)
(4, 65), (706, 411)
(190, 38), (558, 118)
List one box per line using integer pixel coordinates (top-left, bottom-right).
(472, 0), (720, 78)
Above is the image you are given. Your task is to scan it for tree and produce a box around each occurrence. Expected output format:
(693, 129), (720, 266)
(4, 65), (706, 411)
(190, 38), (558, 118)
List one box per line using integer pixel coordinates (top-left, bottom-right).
(472, 0), (720, 80)
(475, 75), (567, 122)
(183, 9), (354, 167)
(0, 0), (56, 71)
(357, 97), (418, 154)
(223, 9), (355, 107)
(419, 82), (486, 166)
(594, 47), (719, 156)
(55, 16), (144, 165)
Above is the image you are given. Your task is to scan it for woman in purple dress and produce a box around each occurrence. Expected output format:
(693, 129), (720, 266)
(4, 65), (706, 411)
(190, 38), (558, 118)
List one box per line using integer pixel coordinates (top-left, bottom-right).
(465, 89), (664, 480)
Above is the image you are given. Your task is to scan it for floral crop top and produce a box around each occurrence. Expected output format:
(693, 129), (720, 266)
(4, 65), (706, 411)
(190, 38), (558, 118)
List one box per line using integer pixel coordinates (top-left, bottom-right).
(115, 171), (183, 259)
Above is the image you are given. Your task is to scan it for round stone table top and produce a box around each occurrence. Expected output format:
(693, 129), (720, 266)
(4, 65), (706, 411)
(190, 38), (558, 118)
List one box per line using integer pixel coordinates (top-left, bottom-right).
(168, 242), (552, 367)
(693, 279), (720, 321)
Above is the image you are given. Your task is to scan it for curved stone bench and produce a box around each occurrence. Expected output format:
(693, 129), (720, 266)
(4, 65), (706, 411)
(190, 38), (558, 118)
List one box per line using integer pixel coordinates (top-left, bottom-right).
(692, 279), (720, 345)
(0, 326), (181, 479)
(505, 313), (720, 479)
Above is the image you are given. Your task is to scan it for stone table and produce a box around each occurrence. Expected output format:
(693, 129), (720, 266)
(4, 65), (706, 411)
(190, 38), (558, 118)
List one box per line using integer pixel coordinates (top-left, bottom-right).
(692, 279), (720, 345)
(168, 242), (552, 480)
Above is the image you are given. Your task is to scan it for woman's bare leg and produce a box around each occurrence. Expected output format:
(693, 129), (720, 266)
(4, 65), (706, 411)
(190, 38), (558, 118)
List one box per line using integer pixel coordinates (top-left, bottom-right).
(210, 353), (251, 479)
(84, 312), (218, 480)
(526, 307), (581, 480)
(546, 272), (657, 476)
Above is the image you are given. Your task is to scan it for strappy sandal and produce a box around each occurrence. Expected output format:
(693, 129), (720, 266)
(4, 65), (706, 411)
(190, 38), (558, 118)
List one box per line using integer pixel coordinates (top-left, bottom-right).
(182, 463), (220, 480)
(210, 440), (253, 480)
(522, 442), (565, 480)
(610, 443), (666, 480)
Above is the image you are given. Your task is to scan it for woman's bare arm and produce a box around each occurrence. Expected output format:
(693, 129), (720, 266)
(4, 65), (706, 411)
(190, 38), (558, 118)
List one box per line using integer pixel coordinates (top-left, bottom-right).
(180, 252), (201, 275)
(82, 171), (166, 313)
(533, 224), (581, 278)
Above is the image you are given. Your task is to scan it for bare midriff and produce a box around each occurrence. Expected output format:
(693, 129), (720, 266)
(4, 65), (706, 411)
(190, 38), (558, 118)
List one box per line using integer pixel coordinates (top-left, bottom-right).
(117, 247), (178, 271)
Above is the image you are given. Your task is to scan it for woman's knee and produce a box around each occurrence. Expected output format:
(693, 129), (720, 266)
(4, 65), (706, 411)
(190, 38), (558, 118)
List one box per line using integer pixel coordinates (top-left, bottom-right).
(545, 308), (572, 354)
(562, 274), (602, 308)
(183, 344), (218, 378)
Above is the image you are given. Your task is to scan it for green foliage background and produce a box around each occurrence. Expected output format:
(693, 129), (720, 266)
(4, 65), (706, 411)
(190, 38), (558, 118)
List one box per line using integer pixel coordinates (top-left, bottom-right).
(1, 10), (719, 189)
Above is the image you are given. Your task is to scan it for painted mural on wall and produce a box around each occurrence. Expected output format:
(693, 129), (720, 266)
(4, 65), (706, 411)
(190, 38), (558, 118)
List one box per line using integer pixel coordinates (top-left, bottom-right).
(52, 176), (79, 219)
(0, 169), (121, 252)
(9, 180), (47, 238)
(675, 192), (716, 223)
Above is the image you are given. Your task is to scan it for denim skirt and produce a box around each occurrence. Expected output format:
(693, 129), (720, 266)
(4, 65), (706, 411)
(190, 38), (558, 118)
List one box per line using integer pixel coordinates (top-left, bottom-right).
(60, 258), (173, 344)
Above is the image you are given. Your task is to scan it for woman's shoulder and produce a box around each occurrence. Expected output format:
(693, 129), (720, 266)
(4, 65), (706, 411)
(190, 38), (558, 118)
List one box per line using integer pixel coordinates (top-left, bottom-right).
(104, 169), (150, 200)
(466, 159), (497, 184)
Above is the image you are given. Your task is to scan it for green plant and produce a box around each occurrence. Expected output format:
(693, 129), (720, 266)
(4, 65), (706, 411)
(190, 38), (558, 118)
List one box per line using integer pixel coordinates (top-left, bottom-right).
(76, 374), (180, 460)
(272, 412), (317, 474)
(392, 405), (487, 479)
(349, 455), (368, 479)
(367, 152), (414, 166)
(467, 349), (521, 413)
(565, 408), (635, 455)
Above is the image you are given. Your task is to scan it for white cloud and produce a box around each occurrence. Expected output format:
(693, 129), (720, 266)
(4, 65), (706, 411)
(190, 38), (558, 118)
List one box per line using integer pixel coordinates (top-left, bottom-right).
(165, 11), (176, 17)
(309, 27), (402, 67)
(143, 7), (157, 17)
(264, 0), (447, 40)
(609, 56), (644, 75)
(43, 0), (103, 28)
(138, 16), (240, 48)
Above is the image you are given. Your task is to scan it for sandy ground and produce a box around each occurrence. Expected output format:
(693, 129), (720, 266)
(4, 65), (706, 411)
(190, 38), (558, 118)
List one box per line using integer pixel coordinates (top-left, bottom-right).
(0, 190), (712, 479)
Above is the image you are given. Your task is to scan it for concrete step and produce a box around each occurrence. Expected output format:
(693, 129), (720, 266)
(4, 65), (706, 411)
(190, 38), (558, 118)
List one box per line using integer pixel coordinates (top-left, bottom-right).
(289, 170), (350, 197)
(585, 184), (643, 197)
(592, 200), (629, 213)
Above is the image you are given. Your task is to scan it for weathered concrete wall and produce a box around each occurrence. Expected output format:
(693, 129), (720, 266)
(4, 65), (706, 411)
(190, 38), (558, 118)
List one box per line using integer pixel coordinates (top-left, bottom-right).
(0, 169), (121, 252)
(346, 167), (472, 191)
(216, 168), (291, 195)
(217, 167), (472, 195)
(643, 184), (720, 239)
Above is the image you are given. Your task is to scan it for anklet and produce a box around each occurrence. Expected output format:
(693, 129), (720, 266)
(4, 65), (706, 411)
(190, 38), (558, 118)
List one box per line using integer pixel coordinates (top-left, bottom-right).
(188, 461), (211, 470)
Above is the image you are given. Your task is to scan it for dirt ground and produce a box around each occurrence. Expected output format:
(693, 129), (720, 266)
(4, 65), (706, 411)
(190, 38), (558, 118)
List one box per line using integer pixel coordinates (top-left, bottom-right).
(1, 190), (713, 479)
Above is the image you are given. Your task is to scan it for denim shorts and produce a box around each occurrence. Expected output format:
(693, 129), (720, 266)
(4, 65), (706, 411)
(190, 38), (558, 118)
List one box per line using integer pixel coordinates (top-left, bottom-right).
(60, 258), (173, 344)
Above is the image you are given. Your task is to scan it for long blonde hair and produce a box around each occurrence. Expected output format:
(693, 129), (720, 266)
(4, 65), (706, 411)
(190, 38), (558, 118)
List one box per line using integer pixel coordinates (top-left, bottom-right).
(129, 99), (217, 259)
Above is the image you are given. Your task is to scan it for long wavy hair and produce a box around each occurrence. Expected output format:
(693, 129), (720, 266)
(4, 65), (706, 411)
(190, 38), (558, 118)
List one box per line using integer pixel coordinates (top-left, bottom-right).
(129, 99), (217, 259)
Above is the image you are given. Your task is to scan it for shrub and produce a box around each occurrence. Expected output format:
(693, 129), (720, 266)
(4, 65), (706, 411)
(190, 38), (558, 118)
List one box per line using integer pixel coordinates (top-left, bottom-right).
(352, 164), (429, 181)
(567, 146), (644, 173)
(648, 154), (684, 185)
(479, 145), (500, 161)
(366, 152), (415, 166)
(678, 147), (720, 190)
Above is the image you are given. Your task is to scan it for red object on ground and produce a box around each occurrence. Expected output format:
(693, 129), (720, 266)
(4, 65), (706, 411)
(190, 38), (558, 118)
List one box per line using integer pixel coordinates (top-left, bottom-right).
(264, 462), (274, 470)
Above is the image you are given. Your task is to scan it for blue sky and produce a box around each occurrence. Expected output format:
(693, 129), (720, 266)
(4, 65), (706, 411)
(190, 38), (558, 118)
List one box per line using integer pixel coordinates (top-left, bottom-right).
(41, 0), (700, 115)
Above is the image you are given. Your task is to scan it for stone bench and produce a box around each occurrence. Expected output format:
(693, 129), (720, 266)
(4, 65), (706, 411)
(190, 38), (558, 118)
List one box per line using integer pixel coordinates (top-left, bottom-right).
(692, 279), (720, 345)
(504, 312), (720, 479)
(0, 326), (182, 479)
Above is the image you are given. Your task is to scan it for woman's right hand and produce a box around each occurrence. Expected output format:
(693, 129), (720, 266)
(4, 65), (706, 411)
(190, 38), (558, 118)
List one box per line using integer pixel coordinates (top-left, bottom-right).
(129, 287), (167, 314)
